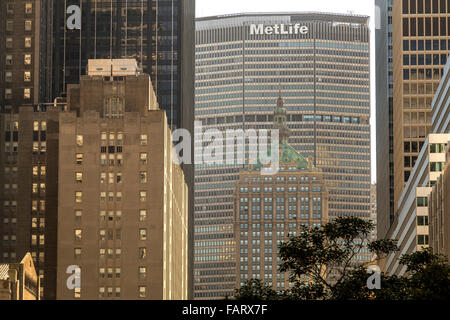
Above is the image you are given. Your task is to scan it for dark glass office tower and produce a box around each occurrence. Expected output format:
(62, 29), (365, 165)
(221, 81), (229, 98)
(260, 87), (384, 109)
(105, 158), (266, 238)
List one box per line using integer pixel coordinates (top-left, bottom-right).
(375, 0), (394, 240)
(50, 0), (195, 132)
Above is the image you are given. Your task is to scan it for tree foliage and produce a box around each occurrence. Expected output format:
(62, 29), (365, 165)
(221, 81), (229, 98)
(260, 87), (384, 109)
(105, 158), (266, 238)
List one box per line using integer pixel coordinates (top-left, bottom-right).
(235, 217), (450, 300)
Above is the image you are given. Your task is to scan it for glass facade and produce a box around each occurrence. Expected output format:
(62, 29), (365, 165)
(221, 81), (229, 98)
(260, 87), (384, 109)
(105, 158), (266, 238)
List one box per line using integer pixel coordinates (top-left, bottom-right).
(51, 0), (194, 130)
(194, 13), (371, 299)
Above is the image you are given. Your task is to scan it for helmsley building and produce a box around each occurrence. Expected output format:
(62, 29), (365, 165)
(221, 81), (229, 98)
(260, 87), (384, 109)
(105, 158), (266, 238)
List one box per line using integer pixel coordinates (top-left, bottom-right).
(194, 12), (371, 299)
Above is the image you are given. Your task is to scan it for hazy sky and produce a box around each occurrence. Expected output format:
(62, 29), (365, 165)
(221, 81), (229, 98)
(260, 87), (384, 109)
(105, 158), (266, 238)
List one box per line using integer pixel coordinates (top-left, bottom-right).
(196, 0), (377, 183)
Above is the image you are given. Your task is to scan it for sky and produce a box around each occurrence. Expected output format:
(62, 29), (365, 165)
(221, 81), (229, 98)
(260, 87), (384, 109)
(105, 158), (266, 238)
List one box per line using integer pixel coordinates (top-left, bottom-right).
(196, 0), (377, 183)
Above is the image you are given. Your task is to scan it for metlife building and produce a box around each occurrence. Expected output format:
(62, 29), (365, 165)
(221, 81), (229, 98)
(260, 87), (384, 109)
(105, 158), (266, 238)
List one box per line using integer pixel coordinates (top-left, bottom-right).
(194, 13), (371, 299)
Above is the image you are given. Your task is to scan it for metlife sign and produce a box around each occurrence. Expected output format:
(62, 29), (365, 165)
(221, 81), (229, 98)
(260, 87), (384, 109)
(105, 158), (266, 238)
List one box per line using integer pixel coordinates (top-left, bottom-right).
(250, 23), (309, 36)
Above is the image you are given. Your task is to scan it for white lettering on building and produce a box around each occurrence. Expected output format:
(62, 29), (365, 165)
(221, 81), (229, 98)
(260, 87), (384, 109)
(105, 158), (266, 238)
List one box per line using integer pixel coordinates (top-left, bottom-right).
(66, 5), (81, 30)
(250, 23), (309, 35)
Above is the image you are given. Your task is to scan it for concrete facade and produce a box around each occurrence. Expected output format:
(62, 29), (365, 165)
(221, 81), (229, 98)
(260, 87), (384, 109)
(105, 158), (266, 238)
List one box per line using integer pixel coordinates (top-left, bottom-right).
(429, 142), (450, 260)
(56, 60), (188, 300)
(392, 0), (450, 230)
(385, 133), (450, 275)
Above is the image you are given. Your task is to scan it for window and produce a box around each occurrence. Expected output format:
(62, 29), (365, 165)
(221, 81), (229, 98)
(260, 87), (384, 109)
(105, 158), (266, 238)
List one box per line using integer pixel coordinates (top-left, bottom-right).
(117, 154), (123, 165)
(417, 197), (428, 207)
(6, 20), (14, 32)
(141, 134), (148, 145)
(140, 172), (148, 183)
(25, 3), (33, 14)
(116, 173), (122, 183)
(5, 89), (12, 100)
(25, 20), (32, 31)
(75, 192), (82, 203)
(24, 54), (31, 65)
(104, 97), (124, 118)
(139, 286), (147, 298)
(74, 248), (82, 259)
(430, 162), (443, 172)
(417, 216), (429, 226)
(76, 154), (83, 165)
(140, 153), (148, 165)
(74, 288), (81, 299)
(140, 191), (147, 202)
(25, 37), (32, 48)
(24, 88), (31, 99)
(7, 3), (14, 14)
(99, 230), (106, 241)
(116, 132), (123, 145)
(76, 173), (83, 183)
(75, 229), (82, 241)
(115, 288), (121, 297)
(417, 235), (429, 245)
(6, 55), (13, 65)
(76, 135), (83, 147)
(6, 38), (13, 49)
(24, 71), (31, 82)
(5, 72), (12, 82)
(139, 247), (147, 259)
(139, 229), (147, 241)
(430, 144), (444, 153)
(139, 267), (147, 279)
(75, 210), (82, 220)
(139, 210), (147, 222)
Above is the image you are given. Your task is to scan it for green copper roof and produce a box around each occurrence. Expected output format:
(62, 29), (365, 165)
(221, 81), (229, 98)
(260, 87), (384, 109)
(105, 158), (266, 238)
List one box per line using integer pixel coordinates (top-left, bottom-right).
(246, 140), (318, 172)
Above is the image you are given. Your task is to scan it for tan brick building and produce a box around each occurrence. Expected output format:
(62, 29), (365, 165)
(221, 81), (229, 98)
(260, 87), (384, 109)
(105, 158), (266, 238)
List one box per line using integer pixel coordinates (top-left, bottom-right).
(391, 0), (450, 233)
(56, 60), (189, 300)
(0, 253), (39, 300)
(233, 93), (329, 291)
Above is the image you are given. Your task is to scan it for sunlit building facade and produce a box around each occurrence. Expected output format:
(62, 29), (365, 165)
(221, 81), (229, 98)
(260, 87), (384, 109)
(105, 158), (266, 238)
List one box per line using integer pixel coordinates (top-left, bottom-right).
(194, 12), (371, 299)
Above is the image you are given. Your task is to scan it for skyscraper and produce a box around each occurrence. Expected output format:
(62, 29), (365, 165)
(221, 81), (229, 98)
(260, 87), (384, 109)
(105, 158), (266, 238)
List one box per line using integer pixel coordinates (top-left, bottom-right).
(195, 12), (371, 299)
(0, 0), (43, 112)
(375, 0), (395, 240)
(48, 2), (195, 297)
(390, 0), (450, 238)
(56, 59), (189, 300)
(50, 0), (195, 132)
(233, 94), (329, 291)
(1, 0), (196, 299)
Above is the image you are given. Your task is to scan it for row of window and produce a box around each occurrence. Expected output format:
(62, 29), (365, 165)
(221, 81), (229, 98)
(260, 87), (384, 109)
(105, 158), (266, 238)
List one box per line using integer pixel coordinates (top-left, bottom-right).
(4, 88), (31, 100)
(5, 37), (32, 49)
(403, 39), (449, 51)
(402, 0), (449, 15)
(76, 134), (148, 147)
(73, 286), (148, 299)
(403, 66), (446, 80)
(74, 191), (150, 203)
(74, 247), (149, 260)
(74, 229), (149, 241)
(4, 71), (32, 82)
(5, 2), (33, 15)
(5, 54), (32, 66)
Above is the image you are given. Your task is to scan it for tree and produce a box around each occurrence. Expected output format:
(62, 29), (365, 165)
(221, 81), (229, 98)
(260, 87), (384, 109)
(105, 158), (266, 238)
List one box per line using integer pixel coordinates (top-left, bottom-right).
(235, 217), (450, 300)
(399, 248), (450, 300)
(234, 279), (280, 300)
(277, 217), (397, 299)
